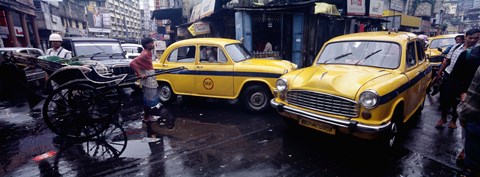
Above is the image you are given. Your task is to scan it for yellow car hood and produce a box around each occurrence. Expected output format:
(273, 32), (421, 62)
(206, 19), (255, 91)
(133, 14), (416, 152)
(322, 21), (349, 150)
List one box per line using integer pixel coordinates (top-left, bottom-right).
(236, 59), (296, 73)
(291, 65), (392, 99)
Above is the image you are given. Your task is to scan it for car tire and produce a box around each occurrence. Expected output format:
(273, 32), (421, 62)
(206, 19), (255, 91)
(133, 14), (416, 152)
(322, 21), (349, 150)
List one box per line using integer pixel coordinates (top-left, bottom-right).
(158, 82), (177, 105)
(241, 85), (272, 112)
(377, 108), (403, 151)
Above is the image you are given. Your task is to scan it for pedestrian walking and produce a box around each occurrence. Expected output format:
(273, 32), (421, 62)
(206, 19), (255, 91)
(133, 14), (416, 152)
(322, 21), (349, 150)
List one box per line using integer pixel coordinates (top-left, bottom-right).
(46, 33), (72, 59)
(458, 65), (480, 177)
(436, 29), (480, 129)
(130, 37), (160, 122)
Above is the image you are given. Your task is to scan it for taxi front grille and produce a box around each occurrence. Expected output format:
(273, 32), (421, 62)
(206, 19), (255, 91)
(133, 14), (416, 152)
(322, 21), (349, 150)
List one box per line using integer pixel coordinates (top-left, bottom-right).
(286, 90), (359, 117)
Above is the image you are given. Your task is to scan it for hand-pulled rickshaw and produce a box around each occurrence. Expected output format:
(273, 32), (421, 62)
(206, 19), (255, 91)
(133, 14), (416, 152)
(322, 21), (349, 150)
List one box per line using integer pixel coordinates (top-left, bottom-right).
(2, 51), (184, 140)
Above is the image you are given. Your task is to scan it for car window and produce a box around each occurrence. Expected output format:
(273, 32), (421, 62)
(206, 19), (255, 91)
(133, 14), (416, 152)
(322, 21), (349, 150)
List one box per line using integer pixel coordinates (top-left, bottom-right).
(19, 50), (28, 54)
(429, 38), (455, 49)
(199, 46), (227, 63)
(406, 42), (416, 68)
(415, 41), (425, 62)
(29, 49), (43, 57)
(167, 46), (195, 63)
(123, 46), (143, 54)
(316, 41), (401, 69)
(225, 43), (253, 62)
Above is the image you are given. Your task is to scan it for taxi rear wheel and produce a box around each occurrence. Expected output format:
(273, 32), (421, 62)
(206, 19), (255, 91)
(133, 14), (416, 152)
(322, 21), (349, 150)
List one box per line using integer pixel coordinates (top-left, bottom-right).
(158, 82), (177, 105)
(241, 85), (272, 112)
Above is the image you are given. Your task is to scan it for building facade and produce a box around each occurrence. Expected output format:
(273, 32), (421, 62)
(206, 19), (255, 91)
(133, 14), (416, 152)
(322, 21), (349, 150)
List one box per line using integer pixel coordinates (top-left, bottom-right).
(33, 0), (87, 51)
(0, 0), (40, 48)
(74, 0), (142, 41)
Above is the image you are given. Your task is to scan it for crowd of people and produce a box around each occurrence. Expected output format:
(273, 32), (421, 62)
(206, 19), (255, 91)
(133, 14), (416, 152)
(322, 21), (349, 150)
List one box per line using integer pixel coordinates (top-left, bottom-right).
(430, 29), (480, 177)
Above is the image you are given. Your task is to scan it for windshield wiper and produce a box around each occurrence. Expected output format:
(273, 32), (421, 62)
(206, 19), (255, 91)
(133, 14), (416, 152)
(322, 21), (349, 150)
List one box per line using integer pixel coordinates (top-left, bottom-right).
(109, 53), (124, 59)
(355, 49), (382, 65)
(90, 52), (106, 60)
(323, 52), (352, 64)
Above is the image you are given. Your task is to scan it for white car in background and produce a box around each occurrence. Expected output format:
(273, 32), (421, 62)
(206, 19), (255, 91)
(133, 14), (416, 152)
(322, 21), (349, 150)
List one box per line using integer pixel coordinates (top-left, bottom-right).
(121, 43), (143, 59)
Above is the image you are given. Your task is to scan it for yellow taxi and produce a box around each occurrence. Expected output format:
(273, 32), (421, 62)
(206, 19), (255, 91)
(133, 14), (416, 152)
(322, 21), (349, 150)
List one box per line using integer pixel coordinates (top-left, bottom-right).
(425, 34), (461, 69)
(153, 38), (297, 112)
(271, 31), (432, 148)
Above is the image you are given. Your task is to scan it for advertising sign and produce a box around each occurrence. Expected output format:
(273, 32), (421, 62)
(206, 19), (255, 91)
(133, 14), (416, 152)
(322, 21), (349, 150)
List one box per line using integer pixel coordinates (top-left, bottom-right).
(200, 0), (216, 18)
(347, 0), (366, 16)
(188, 22), (210, 36)
(369, 0), (384, 17)
(87, 6), (111, 33)
(189, 4), (202, 22)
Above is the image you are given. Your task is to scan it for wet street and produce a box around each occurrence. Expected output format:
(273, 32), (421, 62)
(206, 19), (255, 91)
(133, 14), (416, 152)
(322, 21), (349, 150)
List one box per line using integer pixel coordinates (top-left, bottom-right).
(0, 90), (466, 177)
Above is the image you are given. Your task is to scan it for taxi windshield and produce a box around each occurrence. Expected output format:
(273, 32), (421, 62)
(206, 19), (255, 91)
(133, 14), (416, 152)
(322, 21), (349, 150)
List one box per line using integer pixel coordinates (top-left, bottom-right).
(429, 38), (455, 49)
(316, 41), (400, 69)
(225, 43), (253, 62)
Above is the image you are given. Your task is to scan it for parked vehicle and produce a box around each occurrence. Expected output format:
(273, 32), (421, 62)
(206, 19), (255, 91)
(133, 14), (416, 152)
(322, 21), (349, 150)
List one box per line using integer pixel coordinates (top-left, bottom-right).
(0, 47), (47, 83)
(271, 31), (432, 148)
(0, 47), (45, 57)
(61, 37), (136, 88)
(121, 43), (143, 59)
(153, 38), (297, 112)
(425, 34), (461, 70)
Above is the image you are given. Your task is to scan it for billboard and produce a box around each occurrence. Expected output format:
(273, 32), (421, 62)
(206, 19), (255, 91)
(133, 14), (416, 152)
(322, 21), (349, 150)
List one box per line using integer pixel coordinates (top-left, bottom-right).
(369, 0), (383, 17)
(347, 0), (366, 15)
(87, 6), (111, 33)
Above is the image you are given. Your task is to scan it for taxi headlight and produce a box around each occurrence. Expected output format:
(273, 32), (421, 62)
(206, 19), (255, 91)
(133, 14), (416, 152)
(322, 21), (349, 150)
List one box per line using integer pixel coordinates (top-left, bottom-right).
(359, 90), (379, 109)
(276, 79), (288, 92)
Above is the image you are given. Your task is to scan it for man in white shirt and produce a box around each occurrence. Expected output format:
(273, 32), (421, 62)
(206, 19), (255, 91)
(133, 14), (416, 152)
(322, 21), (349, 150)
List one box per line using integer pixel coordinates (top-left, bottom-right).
(46, 33), (72, 59)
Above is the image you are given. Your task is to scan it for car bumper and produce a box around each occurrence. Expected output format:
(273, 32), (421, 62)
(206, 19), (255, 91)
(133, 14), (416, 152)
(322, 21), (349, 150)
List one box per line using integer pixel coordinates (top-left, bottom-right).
(271, 99), (392, 139)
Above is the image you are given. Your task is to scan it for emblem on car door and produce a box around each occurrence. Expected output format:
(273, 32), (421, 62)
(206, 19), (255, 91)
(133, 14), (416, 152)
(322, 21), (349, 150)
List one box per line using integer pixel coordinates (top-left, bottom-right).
(203, 78), (214, 90)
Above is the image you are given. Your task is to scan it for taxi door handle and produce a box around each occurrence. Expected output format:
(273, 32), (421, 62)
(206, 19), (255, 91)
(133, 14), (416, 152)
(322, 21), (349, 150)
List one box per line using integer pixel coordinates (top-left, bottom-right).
(163, 64), (168, 67)
(196, 66), (203, 68)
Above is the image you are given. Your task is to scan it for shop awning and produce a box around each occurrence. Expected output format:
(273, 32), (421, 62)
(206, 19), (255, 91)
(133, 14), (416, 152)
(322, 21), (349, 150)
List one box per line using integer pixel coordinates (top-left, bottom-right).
(314, 3), (340, 16)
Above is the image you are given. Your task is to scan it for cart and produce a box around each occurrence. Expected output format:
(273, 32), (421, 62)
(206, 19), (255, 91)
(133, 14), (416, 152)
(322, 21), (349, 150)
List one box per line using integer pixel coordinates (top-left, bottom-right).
(42, 66), (185, 140)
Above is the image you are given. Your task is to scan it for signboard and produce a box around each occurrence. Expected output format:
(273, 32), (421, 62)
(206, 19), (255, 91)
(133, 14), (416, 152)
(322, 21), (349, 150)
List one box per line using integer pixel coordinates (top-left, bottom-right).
(88, 28), (111, 33)
(369, 0), (384, 17)
(14, 26), (24, 37)
(87, 6), (111, 33)
(347, 0), (366, 16)
(0, 26), (8, 35)
(390, 0), (404, 12)
(200, 0), (216, 18)
(177, 27), (188, 37)
(154, 40), (166, 50)
(189, 4), (202, 22)
(188, 22), (210, 36)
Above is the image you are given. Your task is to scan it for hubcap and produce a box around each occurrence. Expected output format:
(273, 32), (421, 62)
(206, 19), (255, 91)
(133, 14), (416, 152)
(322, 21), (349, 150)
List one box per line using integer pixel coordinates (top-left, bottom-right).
(249, 92), (266, 108)
(388, 123), (398, 147)
(159, 86), (171, 101)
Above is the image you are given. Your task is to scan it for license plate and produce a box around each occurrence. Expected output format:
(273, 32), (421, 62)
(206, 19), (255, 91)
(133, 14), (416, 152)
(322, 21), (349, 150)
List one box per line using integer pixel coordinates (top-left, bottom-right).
(299, 118), (336, 135)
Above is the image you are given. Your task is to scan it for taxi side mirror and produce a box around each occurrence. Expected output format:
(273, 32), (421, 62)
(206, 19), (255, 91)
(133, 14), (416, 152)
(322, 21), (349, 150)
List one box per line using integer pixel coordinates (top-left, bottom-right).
(437, 48), (443, 52)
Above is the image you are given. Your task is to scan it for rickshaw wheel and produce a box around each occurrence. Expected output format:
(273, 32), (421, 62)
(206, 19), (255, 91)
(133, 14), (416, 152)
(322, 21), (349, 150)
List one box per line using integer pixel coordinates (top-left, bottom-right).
(42, 83), (112, 139)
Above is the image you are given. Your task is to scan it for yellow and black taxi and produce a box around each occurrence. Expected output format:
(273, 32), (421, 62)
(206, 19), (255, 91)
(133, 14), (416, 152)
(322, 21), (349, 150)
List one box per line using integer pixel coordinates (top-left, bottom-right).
(271, 31), (432, 148)
(425, 34), (461, 69)
(153, 38), (297, 112)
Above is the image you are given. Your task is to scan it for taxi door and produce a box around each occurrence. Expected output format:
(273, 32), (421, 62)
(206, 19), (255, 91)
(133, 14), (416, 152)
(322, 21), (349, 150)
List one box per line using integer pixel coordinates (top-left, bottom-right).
(157, 45), (196, 94)
(194, 45), (234, 97)
(403, 41), (423, 116)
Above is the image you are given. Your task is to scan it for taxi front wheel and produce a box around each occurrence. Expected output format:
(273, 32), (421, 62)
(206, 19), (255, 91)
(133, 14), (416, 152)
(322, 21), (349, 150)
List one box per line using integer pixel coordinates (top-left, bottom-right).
(241, 85), (272, 112)
(158, 82), (177, 105)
